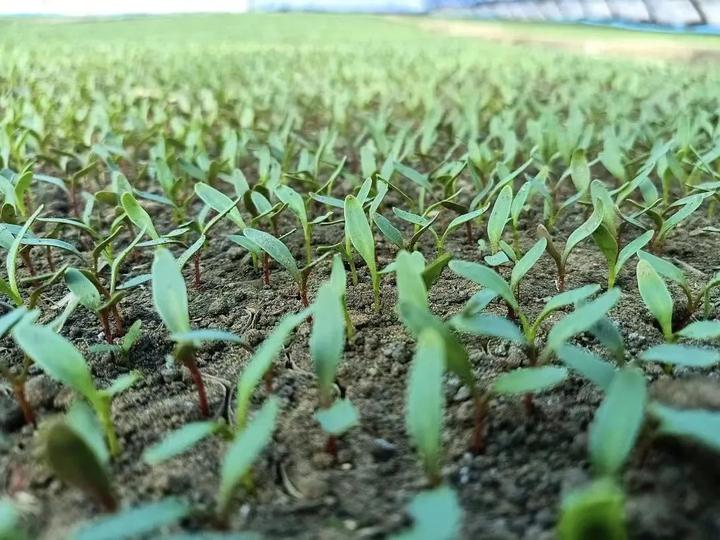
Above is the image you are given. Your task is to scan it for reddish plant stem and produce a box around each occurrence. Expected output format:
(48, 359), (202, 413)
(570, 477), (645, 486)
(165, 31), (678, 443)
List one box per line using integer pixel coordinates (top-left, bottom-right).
(523, 394), (535, 416)
(193, 253), (201, 289)
(471, 395), (488, 454)
(20, 250), (35, 276)
(263, 367), (274, 392)
(99, 310), (113, 344)
(70, 183), (79, 217)
(325, 436), (338, 460)
(111, 305), (124, 338)
(300, 284), (309, 308)
(12, 380), (35, 426)
(95, 488), (118, 513)
(45, 246), (55, 272)
(465, 221), (474, 245)
(184, 354), (210, 418)
(262, 254), (270, 286)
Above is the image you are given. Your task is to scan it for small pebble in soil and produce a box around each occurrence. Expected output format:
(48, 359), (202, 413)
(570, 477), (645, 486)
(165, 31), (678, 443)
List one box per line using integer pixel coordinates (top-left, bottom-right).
(26, 375), (60, 409)
(370, 438), (397, 462)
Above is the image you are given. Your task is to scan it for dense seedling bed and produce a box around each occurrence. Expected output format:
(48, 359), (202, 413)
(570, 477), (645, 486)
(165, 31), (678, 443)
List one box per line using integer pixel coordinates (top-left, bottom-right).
(1, 13), (720, 540)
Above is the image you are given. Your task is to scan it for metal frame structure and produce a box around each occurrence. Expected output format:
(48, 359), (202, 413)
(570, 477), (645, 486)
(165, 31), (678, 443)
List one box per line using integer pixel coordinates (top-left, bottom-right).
(466, 0), (714, 25)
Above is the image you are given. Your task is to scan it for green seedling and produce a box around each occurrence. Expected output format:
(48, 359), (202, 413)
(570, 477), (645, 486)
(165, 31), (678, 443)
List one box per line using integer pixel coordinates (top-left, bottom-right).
(243, 227), (326, 307)
(274, 184), (314, 264)
(391, 486), (463, 540)
(329, 253), (354, 338)
(0, 307), (36, 424)
(13, 321), (138, 456)
(218, 396), (279, 519)
(593, 228), (654, 289)
(39, 401), (117, 510)
(64, 268), (122, 343)
(72, 498), (189, 540)
(344, 195), (381, 311)
(89, 320), (142, 361)
(639, 343), (720, 371)
(557, 479), (627, 540)
(537, 199), (604, 291)
(152, 248), (243, 418)
(649, 403), (720, 453)
(449, 259), (617, 363)
(491, 365), (568, 414)
(486, 183), (512, 257)
(1, 205), (43, 306)
(406, 327), (446, 486)
(314, 398), (359, 458)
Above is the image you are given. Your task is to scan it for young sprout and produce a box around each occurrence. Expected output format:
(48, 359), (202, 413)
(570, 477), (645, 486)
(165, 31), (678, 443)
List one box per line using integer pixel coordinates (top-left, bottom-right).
(0, 307), (36, 424)
(314, 399), (359, 459)
(274, 184), (313, 264)
(557, 479), (627, 540)
(151, 248), (242, 418)
(344, 195), (381, 311)
(13, 321), (139, 456)
(648, 403), (720, 453)
(89, 320), (142, 362)
(218, 396), (279, 520)
(39, 401), (117, 511)
(64, 268), (120, 343)
(594, 228), (654, 289)
(406, 327), (445, 486)
(537, 199), (604, 291)
(391, 486), (463, 540)
(486, 183), (512, 259)
(636, 259), (675, 341)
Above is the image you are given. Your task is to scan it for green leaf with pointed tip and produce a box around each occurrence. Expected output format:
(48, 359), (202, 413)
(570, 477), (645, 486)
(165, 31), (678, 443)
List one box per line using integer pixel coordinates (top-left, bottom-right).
(227, 234), (261, 256)
(545, 288), (621, 353)
(395, 250), (429, 313)
(487, 184), (512, 253)
(66, 401), (109, 467)
(7, 205), (42, 305)
(556, 345), (615, 391)
(406, 328), (445, 482)
(171, 329), (242, 345)
(637, 251), (688, 288)
(451, 314), (524, 344)
(235, 310), (309, 430)
(557, 479), (627, 540)
(103, 371), (141, 397)
(373, 213), (405, 249)
(219, 397), (279, 512)
(593, 223), (618, 271)
(676, 320), (720, 341)
(310, 283), (345, 405)
(562, 202), (604, 265)
(64, 268), (102, 311)
(615, 230), (654, 277)
(659, 193), (705, 240)
(44, 418), (113, 510)
(243, 228), (299, 284)
(274, 185), (307, 227)
(649, 404), (720, 452)
(570, 148), (591, 194)
(510, 238), (546, 292)
(73, 499), (189, 540)
(0, 307), (28, 338)
(640, 344), (720, 367)
(449, 260), (517, 311)
(151, 248), (190, 335)
(394, 162), (431, 190)
(422, 252), (452, 290)
(344, 195), (376, 275)
(462, 290), (498, 316)
(442, 208), (484, 243)
(589, 367), (646, 475)
(493, 366), (568, 395)
(636, 259), (673, 340)
(13, 322), (96, 401)
(143, 421), (219, 465)
(110, 228), (145, 294)
(539, 284), (601, 320)
(314, 398), (359, 436)
(391, 486), (463, 540)
(393, 207), (430, 226)
(195, 182), (245, 230)
(121, 192), (159, 240)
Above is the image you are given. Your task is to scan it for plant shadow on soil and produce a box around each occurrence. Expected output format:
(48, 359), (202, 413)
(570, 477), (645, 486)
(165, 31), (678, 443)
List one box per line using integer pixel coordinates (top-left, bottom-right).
(2, 185), (720, 539)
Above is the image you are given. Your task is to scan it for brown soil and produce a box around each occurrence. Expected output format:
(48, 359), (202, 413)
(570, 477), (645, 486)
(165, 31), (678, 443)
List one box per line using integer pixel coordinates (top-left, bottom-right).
(2, 182), (720, 539)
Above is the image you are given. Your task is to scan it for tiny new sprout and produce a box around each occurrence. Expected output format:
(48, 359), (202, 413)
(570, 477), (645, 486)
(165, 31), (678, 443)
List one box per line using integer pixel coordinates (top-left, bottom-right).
(39, 401), (117, 511)
(64, 268), (122, 344)
(557, 479), (627, 540)
(89, 320), (142, 362)
(344, 194), (381, 312)
(242, 227), (327, 307)
(0, 307), (35, 424)
(151, 248), (243, 418)
(13, 321), (139, 456)
(390, 486), (463, 540)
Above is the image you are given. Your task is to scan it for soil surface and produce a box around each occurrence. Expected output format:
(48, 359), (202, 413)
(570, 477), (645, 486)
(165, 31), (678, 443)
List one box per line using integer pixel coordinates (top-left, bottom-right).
(2, 178), (720, 539)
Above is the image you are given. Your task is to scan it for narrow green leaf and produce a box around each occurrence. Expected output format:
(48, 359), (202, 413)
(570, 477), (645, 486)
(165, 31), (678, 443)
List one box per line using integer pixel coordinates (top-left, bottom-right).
(562, 202), (604, 265)
(451, 314), (524, 344)
(171, 329), (242, 344)
(64, 268), (102, 311)
(391, 486), (463, 540)
(636, 259), (673, 340)
(449, 260), (517, 311)
(557, 479), (627, 540)
(570, 148), (591, 194)
(487, 184), (512, 253)
(493, 366), (568, 395)
(676, 320), (720, 341)
(649, 404), (720, 452)
(310, 283), (345, 404)
(73, 499), (189, 540)
(243, 228), (300, 283)
(314, 399), (359, 436)
(344, 195), (376, 275)
(556, 344), (615, 391)
(121, 192), (159, 240)
(143, 422), (219, 465)
(639, 344), (720, 368)
(151, 248), (190, 335)
(510, 238), (546, 291)
(195, 182), (245, 230)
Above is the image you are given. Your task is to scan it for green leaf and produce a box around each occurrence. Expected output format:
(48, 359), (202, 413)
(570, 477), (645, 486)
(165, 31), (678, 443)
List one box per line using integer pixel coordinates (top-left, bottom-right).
(557, 479), (627, 540)
(151, 248), (190, 335)
(219, 397), (279, 512)
(615, 230), (654, 276)
(636, 259), (673, 340)
(395, 250), (429, 313)
(344, 195), (377, 275)
(66, 401), (110, 468)
(449, 260), (517, 311)
(0, 307), (28, 338)
(493, 366), (568, 395)
(195, 182), (245, 230)
(442, 208), (484, 244)
(676, 320), (720, 341)
(406, 328), (445, 482)
(13, 322), (96, 401)
(310, 282), (345, 405)
(510, 238), (546, 292)
(7, 205), (42, 305)
(171, 329), (243, 345)
(539, 284), (601, 320)
(639, 344), (720, 368)
(649, 404), (720, 452)
(562, 201), (604, 265)
(545, 288), (621, 353)
(570, 148), (591, 194)
(103, 371), (141, 397)
(0, 499), (25, 540)
(394, 161), (431, 190)
(373, 213), (405, 249)
(227, 234), (262, 256)
(637, 250), (688, 288)
(235, 310), (308, 429)
(274, 185), (307, 227)
(73, 499), (189, 540)
(589, 367), (646, 475)
(487, 184), (512, 253)
(391, 486), (463, 540)
(556, 345), (615, 391)
(314, 398), (359, 436)
(243, 228), (300, 284)
(451, 314), (524, 344)
(64, 268), (102, 311)
(121, 192), (159, 240)
(143, 421), (219, 465)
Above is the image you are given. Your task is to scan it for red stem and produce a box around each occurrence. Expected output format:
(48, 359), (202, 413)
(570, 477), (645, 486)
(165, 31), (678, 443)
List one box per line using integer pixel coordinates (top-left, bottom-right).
(45, 246), (55, 272)
(325, 436), (338, 460)
(262, 254), (270, 286)
(523, 394), (535, 416)
(184, 355), (210, 418)
(471, 395), (488, 454)
(465, 221), (473, 245)
(13, 381), (35, 426)
(111, 305), (124, 338)
(99, 311), (113, 344)
(20, 250), (35, 276)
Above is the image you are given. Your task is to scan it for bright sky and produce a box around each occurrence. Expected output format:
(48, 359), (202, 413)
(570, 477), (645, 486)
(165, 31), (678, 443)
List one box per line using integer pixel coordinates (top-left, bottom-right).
(0, 0), (250, 15)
